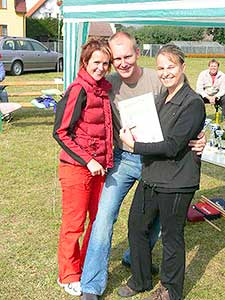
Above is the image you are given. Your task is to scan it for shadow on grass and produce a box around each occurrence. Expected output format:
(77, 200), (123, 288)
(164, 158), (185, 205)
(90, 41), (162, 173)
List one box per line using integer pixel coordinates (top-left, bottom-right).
(13, 121), (54, 127)
(104, 238), (162, 298)
(14, 108), (54, 117)
(104, 185), (225, 299)
(184, 186), (225, 298)
(106, 238), (131, 294)
(5, 108), (55, 127)
(201, 161), (225, 181)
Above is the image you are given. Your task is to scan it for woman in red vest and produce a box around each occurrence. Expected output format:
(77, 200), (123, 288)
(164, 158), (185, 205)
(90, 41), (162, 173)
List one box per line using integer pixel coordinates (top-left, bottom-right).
(53, 39), (113, 296)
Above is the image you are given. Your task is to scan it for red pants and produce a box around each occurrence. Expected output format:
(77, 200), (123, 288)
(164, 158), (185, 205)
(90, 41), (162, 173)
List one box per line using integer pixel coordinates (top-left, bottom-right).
(58, 162), (105, 283)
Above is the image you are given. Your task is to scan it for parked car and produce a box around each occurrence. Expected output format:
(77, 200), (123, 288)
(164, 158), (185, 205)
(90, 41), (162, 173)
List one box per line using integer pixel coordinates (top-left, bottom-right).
(0, 36), (63, 76)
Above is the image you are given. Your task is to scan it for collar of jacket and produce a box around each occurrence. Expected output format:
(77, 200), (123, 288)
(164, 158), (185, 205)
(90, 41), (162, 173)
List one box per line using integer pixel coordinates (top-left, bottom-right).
(156, 82), (191, 108)
(78, 68), (112, 97)
(208, 70), (224, 79)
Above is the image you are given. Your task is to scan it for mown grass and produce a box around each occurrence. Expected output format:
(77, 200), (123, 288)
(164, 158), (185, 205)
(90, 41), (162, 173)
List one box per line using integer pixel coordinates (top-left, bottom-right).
(0, 59), (225, 300)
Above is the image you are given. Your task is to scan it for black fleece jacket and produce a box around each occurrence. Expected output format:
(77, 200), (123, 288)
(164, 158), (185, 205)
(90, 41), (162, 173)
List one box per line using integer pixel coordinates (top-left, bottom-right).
(134, 82), (206, 192)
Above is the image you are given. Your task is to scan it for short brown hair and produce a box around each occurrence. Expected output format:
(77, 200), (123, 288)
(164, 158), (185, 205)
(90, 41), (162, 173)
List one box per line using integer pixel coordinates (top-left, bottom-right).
(208, 59), (220, 67)
(79, 39), (112, 72)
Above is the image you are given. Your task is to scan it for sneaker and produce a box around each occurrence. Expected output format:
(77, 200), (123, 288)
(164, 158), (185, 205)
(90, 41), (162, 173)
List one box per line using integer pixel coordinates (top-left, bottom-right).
(2, 113), (12, 122)
(57, 278), (82, 296)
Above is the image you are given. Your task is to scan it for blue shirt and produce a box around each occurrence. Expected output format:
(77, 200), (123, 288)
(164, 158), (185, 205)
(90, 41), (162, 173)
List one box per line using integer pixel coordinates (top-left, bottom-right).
(0, 62), (6, 82)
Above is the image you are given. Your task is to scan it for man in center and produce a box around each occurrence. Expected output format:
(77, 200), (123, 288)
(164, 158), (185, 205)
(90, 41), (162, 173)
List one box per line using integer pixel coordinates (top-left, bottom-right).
(80, 32), (206, 300)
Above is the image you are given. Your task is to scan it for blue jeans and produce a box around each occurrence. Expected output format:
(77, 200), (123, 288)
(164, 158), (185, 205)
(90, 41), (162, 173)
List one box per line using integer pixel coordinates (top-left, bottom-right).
(0, 86), (8, 103)
(81, 148), (161, 295)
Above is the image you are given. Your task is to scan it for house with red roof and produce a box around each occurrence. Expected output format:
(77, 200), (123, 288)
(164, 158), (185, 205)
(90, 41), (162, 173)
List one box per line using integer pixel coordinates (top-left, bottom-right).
(26, 0), (115, 38)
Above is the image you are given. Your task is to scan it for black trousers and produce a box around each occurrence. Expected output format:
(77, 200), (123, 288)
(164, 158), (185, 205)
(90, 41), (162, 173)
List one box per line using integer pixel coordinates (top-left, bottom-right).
(203, 95), (225, 117)
(127, 180), (194, 300)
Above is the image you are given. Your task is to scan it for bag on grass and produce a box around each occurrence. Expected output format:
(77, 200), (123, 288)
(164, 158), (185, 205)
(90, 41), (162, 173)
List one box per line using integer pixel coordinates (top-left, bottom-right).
(31, 95), (57, 112)
(187, 202), (221, 222)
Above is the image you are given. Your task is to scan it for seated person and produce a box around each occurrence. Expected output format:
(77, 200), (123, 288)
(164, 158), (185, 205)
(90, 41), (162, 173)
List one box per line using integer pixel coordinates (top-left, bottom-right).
(196, 59), (225, 117)
(0, 61), (8, 103)
(0, 61), (11, 121)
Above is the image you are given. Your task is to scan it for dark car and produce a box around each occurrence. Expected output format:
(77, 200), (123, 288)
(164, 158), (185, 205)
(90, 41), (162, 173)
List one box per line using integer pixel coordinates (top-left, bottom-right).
(0, 36), (63, 76)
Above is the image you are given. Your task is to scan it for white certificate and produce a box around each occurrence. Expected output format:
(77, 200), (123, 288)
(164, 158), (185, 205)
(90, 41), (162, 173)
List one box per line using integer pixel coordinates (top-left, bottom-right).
(118, 92), (164, 143)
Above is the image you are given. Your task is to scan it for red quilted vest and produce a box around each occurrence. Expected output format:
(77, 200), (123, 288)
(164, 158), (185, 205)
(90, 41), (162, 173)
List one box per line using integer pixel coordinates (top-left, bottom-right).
(59, 68), (113, 169)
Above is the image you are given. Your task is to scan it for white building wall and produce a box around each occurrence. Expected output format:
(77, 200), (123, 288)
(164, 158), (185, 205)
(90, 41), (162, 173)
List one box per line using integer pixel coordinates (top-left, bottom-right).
(27, 0), (61, 19)
(26, 0), (38, 11)
(110, 23), (116, 34)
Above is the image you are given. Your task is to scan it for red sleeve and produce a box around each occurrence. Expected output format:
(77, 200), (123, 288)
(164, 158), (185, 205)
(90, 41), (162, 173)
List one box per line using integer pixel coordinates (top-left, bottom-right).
(53, 84), (93, 165)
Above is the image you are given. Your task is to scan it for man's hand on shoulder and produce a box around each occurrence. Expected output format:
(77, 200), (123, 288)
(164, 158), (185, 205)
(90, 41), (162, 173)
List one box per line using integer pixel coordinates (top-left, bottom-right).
(188, 131), (207, 155)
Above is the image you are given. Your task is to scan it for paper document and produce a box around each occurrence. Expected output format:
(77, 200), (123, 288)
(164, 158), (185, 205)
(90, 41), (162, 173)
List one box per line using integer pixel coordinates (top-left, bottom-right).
(118, 92), (164, 143)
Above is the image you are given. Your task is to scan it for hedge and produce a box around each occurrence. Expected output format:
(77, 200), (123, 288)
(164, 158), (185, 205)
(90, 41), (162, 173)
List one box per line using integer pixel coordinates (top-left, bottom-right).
(186, 53), (225, 58)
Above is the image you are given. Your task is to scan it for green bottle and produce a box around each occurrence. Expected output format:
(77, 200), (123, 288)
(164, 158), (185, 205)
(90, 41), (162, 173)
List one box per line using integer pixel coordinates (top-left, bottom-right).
(215, 103), (221, 124)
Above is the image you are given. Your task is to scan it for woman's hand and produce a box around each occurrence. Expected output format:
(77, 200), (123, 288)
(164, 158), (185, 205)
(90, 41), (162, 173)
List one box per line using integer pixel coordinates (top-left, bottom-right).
(119, 127), (135, 150)
(208, 96), (216, 105)
(87, 159), (105, 176)
(188, 131), (207, 155)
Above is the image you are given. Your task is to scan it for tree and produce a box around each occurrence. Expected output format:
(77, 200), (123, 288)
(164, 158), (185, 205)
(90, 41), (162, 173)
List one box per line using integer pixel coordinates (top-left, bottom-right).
(207, 28), (225, 44)
(134, 26), (204, 44)
(114, 24), (205, 45)
(26, 17), (63, 41)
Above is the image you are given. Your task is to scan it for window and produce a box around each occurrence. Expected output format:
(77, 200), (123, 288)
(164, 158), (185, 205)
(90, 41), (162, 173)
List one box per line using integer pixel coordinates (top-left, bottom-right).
(31, 41), (48, 52)
(17, 40), (33, 51)
(3, 40), (15, 50)
(0, 24), (7, 36)
(0, 0), (7, 9)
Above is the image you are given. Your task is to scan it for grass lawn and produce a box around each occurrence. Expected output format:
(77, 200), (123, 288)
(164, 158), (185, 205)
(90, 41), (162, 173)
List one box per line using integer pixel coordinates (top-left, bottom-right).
(0, 58), (225, 300)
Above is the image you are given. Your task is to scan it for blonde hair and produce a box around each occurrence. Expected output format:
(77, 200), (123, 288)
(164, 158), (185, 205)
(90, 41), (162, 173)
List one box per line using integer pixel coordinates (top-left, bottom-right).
(156, 44), (185, 65)
(109, 31), (137, 51)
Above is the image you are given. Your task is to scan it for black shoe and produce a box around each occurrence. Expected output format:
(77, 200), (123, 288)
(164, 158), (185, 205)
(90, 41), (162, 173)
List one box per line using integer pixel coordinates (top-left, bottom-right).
(122, 259), (159, 275)
(118, 285), (138, 297)
(121, 259), (131, 268)
(80, 292), (99, 300)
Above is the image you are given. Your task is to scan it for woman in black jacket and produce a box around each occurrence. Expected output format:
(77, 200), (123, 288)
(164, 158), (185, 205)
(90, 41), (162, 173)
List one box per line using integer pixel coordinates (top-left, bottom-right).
(118, 44), (206, 300)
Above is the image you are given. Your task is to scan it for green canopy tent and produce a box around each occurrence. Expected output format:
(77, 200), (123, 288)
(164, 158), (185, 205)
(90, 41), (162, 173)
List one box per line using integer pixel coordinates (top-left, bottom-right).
(61, 0), (225, 88)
